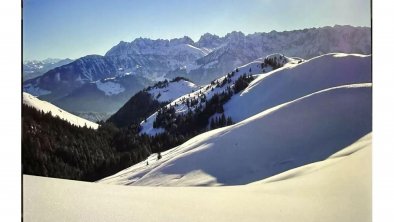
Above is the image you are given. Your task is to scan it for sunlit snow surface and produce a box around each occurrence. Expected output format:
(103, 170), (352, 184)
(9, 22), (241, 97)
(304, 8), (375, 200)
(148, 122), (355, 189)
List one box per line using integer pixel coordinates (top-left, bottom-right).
(103, 53), (372, 186)
(24, 134), (371, 222)
(224, 53), (371, 122)
(101, 84), (371, 186)
(23, 92), (99, 129)
(139, 55), (298, 136)
(148, 79), (198, 103)
(139, 79), (198, 135)
(140, 53), (371, 137)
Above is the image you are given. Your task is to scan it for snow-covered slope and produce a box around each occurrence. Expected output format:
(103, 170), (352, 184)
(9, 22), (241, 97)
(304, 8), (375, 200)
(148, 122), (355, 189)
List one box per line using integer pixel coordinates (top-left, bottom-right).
(95, 80), (126, 96)
(23, 133), (371, 222)
(139, 55), (298, 135)
(100, 83), (372, 186)
(106, 77), (198, 128)
(225, 53), (371, 122)
(140, 53), (370, 136)
(23, 92), (99, 129)
(147, 78), (198, 103)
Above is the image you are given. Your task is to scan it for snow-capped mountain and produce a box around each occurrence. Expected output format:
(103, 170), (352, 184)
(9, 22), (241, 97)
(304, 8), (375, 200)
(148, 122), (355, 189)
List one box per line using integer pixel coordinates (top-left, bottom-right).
(23, 58), (73, 81)
(22, 37), (205, 114)
(23, 55), (150, 99)
(139, 53), (298, 135)
(166, 25), (371, 83)
(197, 33), (224, 50)
(105, 36), (209, 78)
(99, 52), (372, 186)
(140, 53), (370, 136)
(23, 92), (99, 129)
(23, 25), (370, 116)
(107, 77), (198, 128)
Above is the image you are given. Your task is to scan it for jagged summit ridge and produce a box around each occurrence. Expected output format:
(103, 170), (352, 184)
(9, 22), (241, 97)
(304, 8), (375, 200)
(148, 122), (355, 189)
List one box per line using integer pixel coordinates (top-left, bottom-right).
(23, 26), (371, 116)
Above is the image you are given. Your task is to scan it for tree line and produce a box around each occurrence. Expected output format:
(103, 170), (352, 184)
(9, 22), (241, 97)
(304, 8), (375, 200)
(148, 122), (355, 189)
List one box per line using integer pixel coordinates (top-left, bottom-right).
(23, 74), (255, 181)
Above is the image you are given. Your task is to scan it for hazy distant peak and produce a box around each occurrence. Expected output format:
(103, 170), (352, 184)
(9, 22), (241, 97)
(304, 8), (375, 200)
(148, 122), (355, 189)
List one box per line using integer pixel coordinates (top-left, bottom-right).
(169, 36), (195, 46)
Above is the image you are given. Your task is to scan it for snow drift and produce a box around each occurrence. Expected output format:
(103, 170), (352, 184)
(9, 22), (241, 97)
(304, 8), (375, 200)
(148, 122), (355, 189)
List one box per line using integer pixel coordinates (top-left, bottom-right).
(23, 92), (99, 129)
(100, 83), (372, 186)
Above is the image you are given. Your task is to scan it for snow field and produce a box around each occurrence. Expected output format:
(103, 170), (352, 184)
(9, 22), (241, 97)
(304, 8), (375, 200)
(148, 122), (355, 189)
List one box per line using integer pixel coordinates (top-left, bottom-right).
(23, 92), (99, 129)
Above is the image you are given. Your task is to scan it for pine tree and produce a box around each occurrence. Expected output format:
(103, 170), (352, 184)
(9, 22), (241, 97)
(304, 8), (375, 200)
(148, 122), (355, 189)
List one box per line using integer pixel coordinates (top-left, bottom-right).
(226, 116), (233, 125)
(210, 118), (216, 129)
(220, 113), (226, 126)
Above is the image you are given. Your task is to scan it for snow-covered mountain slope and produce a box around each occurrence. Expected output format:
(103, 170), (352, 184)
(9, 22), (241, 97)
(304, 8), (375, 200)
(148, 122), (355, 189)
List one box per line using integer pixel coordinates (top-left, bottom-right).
(100, 83), (372, 186)
(140, 53), (370, 136)
(139, 54), (297, 135)
(107, 77), (198, 128)
(22, 41), (199, 114)
(23, 92), (99, 129)
(24, 133), (371, 222)
(23, 55), (153, 100)
(225, 53), (371, 122)
(95, 79), (125, 96)
(147, 78), (198, 103)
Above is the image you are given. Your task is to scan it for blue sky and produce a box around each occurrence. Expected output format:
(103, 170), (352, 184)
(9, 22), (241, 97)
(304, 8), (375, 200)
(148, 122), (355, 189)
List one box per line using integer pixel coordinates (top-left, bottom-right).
(23, 0), (371, 60)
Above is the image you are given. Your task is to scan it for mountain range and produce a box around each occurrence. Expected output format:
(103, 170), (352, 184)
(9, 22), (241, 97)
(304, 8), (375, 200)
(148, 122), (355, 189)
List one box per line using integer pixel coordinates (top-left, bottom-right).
(23, 58), (73, 81)
(23, 25), (371, 118)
